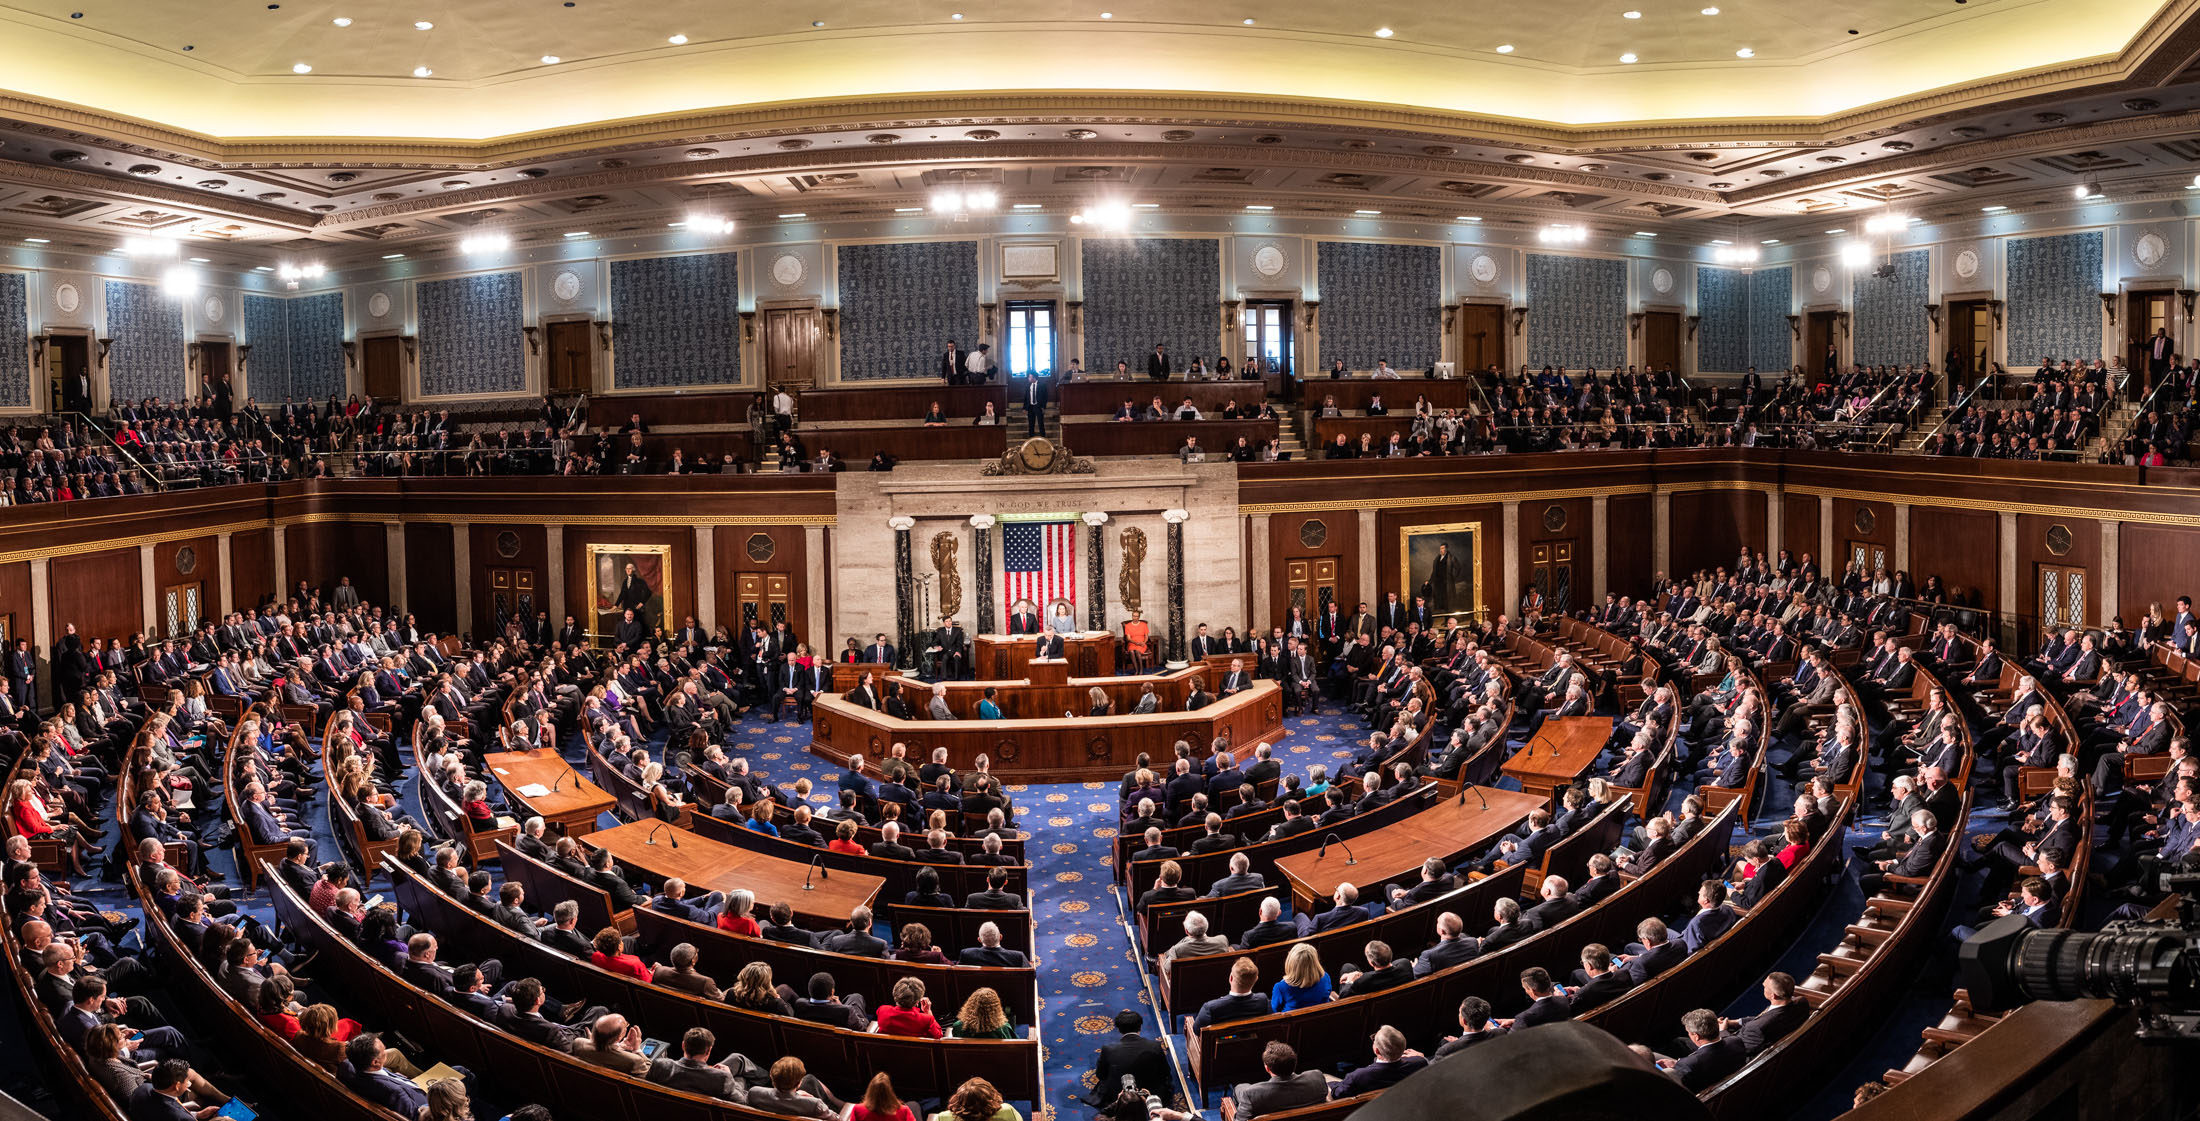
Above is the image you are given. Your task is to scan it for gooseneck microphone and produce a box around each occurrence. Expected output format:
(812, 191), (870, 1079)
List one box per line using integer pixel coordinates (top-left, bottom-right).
(1459, 782), (1489, 809)
(644, 822), (668, 845)
(803, 853), (827, 891)
(1317, 832), (1358, 865)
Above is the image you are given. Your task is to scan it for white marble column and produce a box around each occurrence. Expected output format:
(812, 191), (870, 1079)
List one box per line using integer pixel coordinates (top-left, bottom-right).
(272, 527), (288, 598)
(1501, 501), (1522, 618)
(1590, 497), (1609, 600)
(216, 532), (234, 616)
(1764, 490), (1783, 563)
(452, 522), (472, 639)
(1651, 489), (1671, 579)
(804, 525), (828, 648)
(545, 526), (566, 628)
(1247, 514), (1272, 628)
(28, 558), (51, 709)
(1357, 508), (1378, 609)
(2098, 519), (2120, 627)
(694, 526), (718, 631)
(1893, 504), (1911, 575)
(139, 544), (159, 634)
(1819, 496), (1835, 567)
(384, 520), (407, 611)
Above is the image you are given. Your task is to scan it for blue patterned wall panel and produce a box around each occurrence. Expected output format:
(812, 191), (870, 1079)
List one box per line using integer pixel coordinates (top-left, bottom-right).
(1525, 254), (1627, 370)
(418, 272), (525, 397)
(1696, 266), (1749, 373)
(0, 273), (28, 408)
(1747, 266), (1794, 373)
(242, 293), (293, 400)
(105, 280), (186, 402)
(837, 241), (978, 381)
(1316, 241), (1440, 370)
(2006, 231), (2103, 368)
(609, 252), (741, 388)
(286, 292), (346, 401)
(1850, 249), (1930, 368)
(1081, 238), (1220, 375)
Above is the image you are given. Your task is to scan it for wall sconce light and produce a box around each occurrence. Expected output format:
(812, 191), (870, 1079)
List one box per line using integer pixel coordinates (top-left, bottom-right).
(1922, 304), (1939, 332)
(1835, 311), (1851, 338)
(1987, 299), (2005, 329)
(96, 337), (113, 366)
(820, 308), (838, 342)
(980, 302), (998, 337)
(1685, 315), (1700, 341)
(1222, 300), (1241, 331)
(340, 340), (358, 370)
(400, 335), (418, 362)
(1786, 313), (1802, 339)
(2101, 292), (2119, 326)
(522, 325), (541, 356)
(185, 341), (200, 373)
(2181, 290), (2197, 322)
(738, 311), (756, 343)
(594, 320), (614, 350)
(1064, 301), (1082, 332)
(235, 343), (252, 373)
(31, 336), (46, 367)
(1509, 306), (1528, 336)
(1627, 312), (1644, 339)
(1302, 301), (1320, 330)
(1442, 304), (1459, 335)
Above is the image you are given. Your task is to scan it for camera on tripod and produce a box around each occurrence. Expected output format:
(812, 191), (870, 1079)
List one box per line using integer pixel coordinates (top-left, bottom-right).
(1958, 867), (2200, 1041)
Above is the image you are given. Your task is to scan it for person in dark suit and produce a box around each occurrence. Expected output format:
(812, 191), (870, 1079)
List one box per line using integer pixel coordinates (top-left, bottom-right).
(1146, 345), (1171, 381)
(1231, 1042), (1329, 1119)
(127, 1062), (199, 1121)
(1335, 941), (1415, 998)
(1006, 605), (1041, 636)
(1192, 958), (1274, 1030)
(790, 972), (868, 1030)
(1565, 945), (1635, 1013)
(1411, 911), (1478, 976)
(956, 922), (1029, 967)
(1662, 1009), (1748, 1091)
(1859, 810), (1945, 896)
(1731, 840), (1788, 911)
(1236, 898), (1297, 950)
(940, 340), (966, 383)
(1207, 852), (1267, 897)
(1327, 1026), (1427, 1098)
(343, 1034), (432, 1116)
(1499, 967), (1572, 1029)
(1086, 1010), (1170, 1106)
(1431, 997), (1509, 1061)
(1620, 917), (1688, 985)
(1295, 883), (1370, 936)
(1720, 972), (1809, 1055)
(964, 868), (1024, 910)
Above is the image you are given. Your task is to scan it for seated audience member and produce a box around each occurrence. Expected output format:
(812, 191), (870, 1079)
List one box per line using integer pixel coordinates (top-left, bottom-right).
(1327, 1025), (1427, 1098)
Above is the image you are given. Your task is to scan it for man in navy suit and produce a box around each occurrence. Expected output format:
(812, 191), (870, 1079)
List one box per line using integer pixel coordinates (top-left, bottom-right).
(1327, 1026), (1427, 1099)
(344, 1033), (432, 1116)
(242, 782), (305, 845)
(1192, 958), (1273, 1030)
(127, 1062), (199, 1121)
(1295, 883), (1370, 937)
(862, 634), (896, 665)
(956, 922), (1029, 967)
(1498, 967), (1572, 1029)
(1661, 1009), (1747, 1090)
(1412, 911), (1479, 975)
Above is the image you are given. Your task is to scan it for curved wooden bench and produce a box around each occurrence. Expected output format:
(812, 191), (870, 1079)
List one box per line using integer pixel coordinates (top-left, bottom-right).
(684, 810), (1029, 904)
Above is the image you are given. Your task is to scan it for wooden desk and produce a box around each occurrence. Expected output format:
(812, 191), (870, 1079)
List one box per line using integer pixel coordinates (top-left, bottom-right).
(810, 680), (1285, 782)
(974, 633), (1116, 679)
(1499, 716), (1613, 804)
(830, 662), (893, 692)
(1272, 789), (1544, 913)
(484, 749), (615, 838)
(583, 819), (884, 928)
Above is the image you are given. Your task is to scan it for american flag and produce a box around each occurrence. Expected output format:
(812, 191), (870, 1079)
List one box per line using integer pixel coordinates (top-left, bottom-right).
(1002, 521), (1077, 618)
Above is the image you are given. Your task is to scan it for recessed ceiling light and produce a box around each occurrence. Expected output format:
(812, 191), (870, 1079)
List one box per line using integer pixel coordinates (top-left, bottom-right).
(331, 16), (352, 26)
(413, 66), (432, 76)
(1981, 204), (2008, 212)
(292, 62), (312, 73)
(1242, 17), (1255, 24)
(1099, 10), (1112, 16)
(778, 212), (806, 218)
(24, 238), (50, 244)
(381, 253), (405, 259)
(1761, 238), (1780, 244)
(1622, 9), (1641, 17)
(540, 54), (560, 63)
(1494, 43), (1513, 52)
(1355, 209), (1382, 215)
(1374, 26), (1393, 37)
(188, 256), (212, 262)
(1133, 203), (1160, 209)
(668, 32), (688, 43)
(253, 266), (275, 272)
(893, 207), (924, 212)
(1245, 204), (1274, 210)
(1456, 216), (1482, 221)
(1824, 228), (1846, 234)
(1701, 5), (1719, 12)
(811, 20), (823, 26)
(1012, 203), (1044, 209)
(1618, 52), (1637, 62)
(563, 231), (590, 238)
(413, 20), (433, 29)
(1734, 47), (1754, 57)
(1708, 239), (1731, 245)
(949, 12), (962, 19)
(1633, 231), (1657, 237)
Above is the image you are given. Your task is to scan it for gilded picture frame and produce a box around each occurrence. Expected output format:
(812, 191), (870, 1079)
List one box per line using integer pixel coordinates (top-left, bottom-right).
(1398, 521), (1483, 623)
(587, 542), (674, 647)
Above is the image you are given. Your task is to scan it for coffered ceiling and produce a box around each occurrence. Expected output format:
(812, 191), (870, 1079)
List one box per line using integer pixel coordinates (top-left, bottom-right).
(1, 0), (2199, 264)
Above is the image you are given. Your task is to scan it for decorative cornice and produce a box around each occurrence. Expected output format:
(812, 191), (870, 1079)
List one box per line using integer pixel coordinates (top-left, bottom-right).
(0, 157), (314, 230)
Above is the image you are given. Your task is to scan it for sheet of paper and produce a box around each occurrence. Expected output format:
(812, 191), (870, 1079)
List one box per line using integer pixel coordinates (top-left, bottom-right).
(516, 783), (551, 797)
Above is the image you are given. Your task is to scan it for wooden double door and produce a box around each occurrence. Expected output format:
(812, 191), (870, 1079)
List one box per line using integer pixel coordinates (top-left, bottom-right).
(763, 309), (819, 386)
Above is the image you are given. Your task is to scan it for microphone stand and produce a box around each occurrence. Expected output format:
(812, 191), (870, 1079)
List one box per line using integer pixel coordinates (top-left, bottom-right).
(644, 822), (666, 845)
(1317, 832), (1358, 865)
(1458, 783), (1488, 809)
(803, 853), (826, 891)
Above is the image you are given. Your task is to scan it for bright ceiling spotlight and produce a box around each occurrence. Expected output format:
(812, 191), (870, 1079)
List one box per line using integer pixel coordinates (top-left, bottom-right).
(458, 232), (512, 254)
(683, 213), (736, 235)
(1537, 224), (1590, 244)
(160, 265), (200, 298)
(122, 235), (182, 258)
(1839, 241), (1873, 268)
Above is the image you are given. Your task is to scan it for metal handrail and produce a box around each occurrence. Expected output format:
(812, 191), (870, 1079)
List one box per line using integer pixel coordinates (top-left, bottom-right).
(1910, 373), (1993, 451)
(67, 411), (167, 492)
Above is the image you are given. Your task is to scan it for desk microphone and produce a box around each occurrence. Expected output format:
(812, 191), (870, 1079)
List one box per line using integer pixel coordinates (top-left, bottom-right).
(1458, 782), (1488, 809)
(644, 822), (669, 846)
(803, 854), (828, 891)
(1317, 832), (1357, 865)
(551, 765), (576, 794)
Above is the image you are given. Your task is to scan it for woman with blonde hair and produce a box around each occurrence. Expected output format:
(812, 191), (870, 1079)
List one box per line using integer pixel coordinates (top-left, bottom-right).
(948, 987), (1016, 1038)
(933, 1077), (1021, 1121)
(1270, 943), (1331, 1011)
(419, 1075), (471, 1121)
(1088, 686), (1113, 717)
(727, 961), (794, 1016)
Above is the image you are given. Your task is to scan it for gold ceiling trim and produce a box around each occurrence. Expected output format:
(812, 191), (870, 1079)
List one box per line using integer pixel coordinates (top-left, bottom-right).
(1783, 485), (2200, 528)
(2, 0), (2197, 174)
(0, 518), (269, 566)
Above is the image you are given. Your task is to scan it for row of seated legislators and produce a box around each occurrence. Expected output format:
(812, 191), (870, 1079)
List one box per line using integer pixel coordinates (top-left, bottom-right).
(3, 583), (1051, 1121)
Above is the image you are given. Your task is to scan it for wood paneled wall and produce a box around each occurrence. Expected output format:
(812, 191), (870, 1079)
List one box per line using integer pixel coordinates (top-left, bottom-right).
(468, 523), (545, 638)
(0, 562), (29, 647)
(1606, 496), (1651, 595)
(1376, 502), (1504, 617)
(1267, 512), (1360, 624)
(1909, 507), (1999, 610)
(1667, 489), (1766, 578)
(710, 525), (810, 641)
(1780, 496), (1820, 568)
(405, 524), (457, 633)
(230, 528), (273, 610)
(562, 526), (696, 645)
(52, 549), (141, 641)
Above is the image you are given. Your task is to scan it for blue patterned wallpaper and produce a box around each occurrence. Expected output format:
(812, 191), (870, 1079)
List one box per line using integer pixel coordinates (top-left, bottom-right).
(836, 241), (978, 381)
(242, 293), (292, 400)
(1081, 238), (1221, 375)
(1525, 253), (1627, 369)
(610, 252), (741, 387)
(2006, 231), (2103, 368)
(1850, 249), (1930, 368)
(1748, 266), (1793, 373)
(287, 293), (345, 401)
(418, 271), (525, 397)
(0, 272), (27, 409)
(1696, 266), (1749, 373)
(105, 280), (186, 402)
(1316, 241), (1440, 370)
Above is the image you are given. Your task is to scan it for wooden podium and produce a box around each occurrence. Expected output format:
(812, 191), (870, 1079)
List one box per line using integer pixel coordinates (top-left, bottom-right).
(973, 633), (1116, 679)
